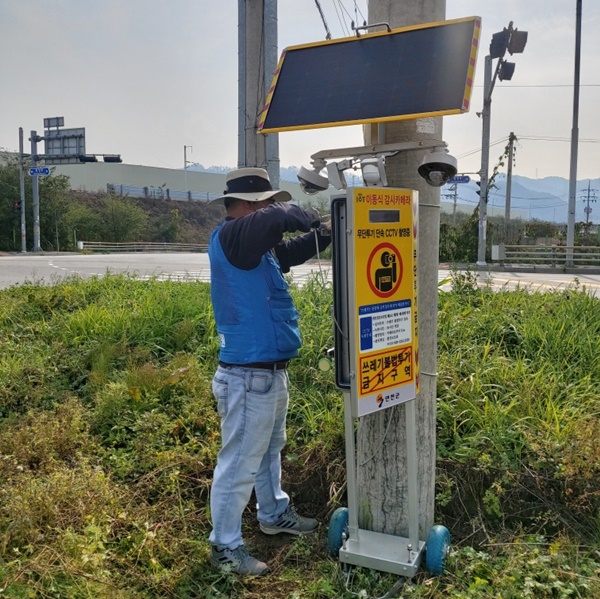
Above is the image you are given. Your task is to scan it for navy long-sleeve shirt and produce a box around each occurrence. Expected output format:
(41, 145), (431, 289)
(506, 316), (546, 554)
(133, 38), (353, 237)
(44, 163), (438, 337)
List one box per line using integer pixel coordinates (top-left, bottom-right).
(217, 203), (331, 272)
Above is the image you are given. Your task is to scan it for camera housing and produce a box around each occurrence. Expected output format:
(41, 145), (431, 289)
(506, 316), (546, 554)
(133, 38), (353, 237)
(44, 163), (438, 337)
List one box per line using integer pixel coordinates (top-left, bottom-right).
(297, 166), (329, 195)
(417, 149), (457, 187)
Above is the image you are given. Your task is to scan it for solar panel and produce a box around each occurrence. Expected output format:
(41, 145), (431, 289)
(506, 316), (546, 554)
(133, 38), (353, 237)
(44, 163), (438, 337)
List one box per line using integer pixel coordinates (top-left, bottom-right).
(258, 16), (480, 134)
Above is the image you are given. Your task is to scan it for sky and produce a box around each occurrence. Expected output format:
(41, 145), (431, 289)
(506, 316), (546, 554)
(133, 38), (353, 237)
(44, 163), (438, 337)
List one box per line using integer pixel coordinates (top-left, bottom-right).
(1, 1), (599, 182)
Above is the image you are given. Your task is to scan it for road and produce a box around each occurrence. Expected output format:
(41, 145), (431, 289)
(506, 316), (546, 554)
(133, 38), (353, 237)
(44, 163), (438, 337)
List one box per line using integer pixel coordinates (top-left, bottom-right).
(1, 253), (600, 294)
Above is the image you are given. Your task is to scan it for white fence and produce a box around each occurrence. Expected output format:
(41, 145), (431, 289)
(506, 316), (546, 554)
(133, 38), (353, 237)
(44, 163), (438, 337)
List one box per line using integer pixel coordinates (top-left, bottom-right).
(107, 183), (220, 203)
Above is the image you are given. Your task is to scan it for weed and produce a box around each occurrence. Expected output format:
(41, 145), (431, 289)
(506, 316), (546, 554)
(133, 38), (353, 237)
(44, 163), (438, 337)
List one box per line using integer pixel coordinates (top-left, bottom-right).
(0, 273), (599, 597)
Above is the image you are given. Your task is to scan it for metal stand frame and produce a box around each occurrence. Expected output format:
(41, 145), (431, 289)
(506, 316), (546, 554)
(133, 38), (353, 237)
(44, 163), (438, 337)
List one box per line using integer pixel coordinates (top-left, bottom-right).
(332, 191), (425, 577)
(339, 392), (424, 576)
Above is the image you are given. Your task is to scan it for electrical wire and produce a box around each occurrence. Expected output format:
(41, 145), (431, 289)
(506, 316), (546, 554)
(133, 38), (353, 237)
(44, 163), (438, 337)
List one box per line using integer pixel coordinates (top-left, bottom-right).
(330, 0), (351, 37)
(518, 135), (600, 144)
(311, 227), (348, 343)
(314, 0), (332, 39)
(456, 137), (509, 159)
(475, 83), (600, 88)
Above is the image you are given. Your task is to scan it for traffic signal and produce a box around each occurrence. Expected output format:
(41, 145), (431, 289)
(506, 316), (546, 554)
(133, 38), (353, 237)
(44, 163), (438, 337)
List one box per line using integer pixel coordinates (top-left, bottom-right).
(489, 29), (510, 59)
(508, 29), (528, 55)
(498, 61), (516, 82)
(14, 199), (22, 213)
(79, 154), (98, 163)
(103, 154), (122, 163)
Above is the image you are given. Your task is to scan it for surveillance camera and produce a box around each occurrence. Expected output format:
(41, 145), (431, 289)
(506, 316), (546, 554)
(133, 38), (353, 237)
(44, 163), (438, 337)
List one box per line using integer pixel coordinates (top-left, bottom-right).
(298, 165), (329, 195)
(361, 156), (387, 187)
(417, 149), (457, 187)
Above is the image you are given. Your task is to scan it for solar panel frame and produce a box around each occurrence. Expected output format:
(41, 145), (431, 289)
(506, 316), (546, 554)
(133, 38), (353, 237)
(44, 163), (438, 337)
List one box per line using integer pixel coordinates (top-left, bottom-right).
(258, 16), (481, 134)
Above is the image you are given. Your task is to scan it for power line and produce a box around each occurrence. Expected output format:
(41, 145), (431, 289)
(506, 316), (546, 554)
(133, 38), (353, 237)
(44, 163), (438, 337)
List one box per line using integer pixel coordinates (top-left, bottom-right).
(518, 135), (600, 143)
(333, 0), (367, 29)
(330, 0), (350, 37)
(456, 134), (600, 162)
(472, 83), (600, 88)
(456, 137), (509, 159)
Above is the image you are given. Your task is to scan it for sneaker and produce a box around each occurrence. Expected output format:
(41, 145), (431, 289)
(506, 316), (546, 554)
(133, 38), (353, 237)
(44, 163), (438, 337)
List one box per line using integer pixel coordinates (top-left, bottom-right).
(210, 545), (269, 576)
(259, 505), (318, 536)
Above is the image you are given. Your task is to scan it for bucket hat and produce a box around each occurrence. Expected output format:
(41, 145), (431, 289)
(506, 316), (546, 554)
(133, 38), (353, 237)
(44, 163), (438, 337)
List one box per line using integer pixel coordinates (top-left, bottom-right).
(211, 167), (292, 204)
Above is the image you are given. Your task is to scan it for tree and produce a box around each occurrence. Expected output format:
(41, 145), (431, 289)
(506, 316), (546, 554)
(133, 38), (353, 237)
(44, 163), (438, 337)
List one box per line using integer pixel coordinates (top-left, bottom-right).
(0, 158), (28, 251)
(38, 172), (71, 251)
(62, 203), (105, 248)
(99, 196), (149, 242)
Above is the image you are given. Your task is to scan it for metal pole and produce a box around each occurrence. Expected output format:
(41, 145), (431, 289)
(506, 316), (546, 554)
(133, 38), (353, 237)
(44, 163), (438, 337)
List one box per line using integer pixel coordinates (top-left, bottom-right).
(184, 145), (192, 194)
(452, 183), (457, 225)
(264, 0), (280, 187)
(566, 0), (582, 267)
(18, 127), (27, 253)
(504, 132), (515, 242)
(184, 145), (188, 192)
(238, 0), (247, 166)
(30, 130), (41, 253)
(477, 55), (492, 266)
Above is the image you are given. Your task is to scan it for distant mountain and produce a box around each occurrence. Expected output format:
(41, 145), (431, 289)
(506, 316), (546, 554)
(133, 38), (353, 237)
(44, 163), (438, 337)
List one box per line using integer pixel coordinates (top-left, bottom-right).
(186, 163), (230, 175)
(187, 163), (599, 224)
(445, 174), (600, 224)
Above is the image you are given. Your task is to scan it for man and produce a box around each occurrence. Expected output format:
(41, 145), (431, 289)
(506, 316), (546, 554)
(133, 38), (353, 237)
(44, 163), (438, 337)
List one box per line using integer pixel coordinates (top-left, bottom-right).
(207, 167), (331, 576)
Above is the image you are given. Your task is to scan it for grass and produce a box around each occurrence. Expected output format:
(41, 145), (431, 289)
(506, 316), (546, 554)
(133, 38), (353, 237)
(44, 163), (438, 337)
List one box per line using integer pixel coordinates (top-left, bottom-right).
(0, 271), (599, 597)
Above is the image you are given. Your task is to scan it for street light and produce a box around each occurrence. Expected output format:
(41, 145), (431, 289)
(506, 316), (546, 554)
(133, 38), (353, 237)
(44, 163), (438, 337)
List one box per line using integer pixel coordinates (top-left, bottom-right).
(476, 22), (528, 266)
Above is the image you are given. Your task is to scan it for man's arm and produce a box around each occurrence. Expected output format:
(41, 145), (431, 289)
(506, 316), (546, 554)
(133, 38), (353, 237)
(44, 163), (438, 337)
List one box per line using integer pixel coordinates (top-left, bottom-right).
(273, 228), (331, 272)
(218, 203), (321, 270)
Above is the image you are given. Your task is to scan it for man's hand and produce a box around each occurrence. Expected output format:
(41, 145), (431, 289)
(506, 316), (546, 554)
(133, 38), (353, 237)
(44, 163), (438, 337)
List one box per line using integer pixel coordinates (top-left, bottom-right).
(304, 207), (321, 229)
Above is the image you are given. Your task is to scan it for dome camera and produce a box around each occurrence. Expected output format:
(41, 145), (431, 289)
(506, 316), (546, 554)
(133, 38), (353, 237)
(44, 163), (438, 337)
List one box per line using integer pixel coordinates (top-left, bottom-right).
(417, 149), (457, 187)
(360, 156), (388, 187)
(298, 166), (329, 195)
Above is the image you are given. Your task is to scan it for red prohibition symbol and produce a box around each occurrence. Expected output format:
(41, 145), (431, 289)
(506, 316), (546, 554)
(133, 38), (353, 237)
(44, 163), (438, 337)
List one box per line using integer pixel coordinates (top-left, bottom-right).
(366, 242), (403, 298)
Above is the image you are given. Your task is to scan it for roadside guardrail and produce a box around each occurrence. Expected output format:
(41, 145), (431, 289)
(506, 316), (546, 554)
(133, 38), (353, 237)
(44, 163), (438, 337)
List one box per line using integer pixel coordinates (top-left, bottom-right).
(77, 241), (208, 253)
(493, 244), (600, 267)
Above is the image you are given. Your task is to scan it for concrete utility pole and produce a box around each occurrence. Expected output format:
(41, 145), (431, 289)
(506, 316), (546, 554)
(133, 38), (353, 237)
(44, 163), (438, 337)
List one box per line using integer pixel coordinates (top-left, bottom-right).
(566, 0), (582, 267)
(238, 0), (280, 187)
(504, 131), (516, 242)
(442, 182), (458, 225)
(359, 0), (445, 540)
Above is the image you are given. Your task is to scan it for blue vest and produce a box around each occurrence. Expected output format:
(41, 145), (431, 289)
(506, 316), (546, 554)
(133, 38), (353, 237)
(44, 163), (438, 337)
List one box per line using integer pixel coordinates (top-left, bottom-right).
(208, 226), (302, 363)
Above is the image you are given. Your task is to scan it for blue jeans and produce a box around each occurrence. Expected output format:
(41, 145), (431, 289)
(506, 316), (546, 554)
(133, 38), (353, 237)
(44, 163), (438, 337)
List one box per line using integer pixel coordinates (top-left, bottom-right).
(209, 365), (290, 549)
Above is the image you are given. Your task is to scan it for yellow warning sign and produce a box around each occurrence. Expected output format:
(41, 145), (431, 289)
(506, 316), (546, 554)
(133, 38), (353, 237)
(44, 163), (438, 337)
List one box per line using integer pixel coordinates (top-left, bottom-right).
(360, 346), (413, 397)
(351, 188), (419, 416)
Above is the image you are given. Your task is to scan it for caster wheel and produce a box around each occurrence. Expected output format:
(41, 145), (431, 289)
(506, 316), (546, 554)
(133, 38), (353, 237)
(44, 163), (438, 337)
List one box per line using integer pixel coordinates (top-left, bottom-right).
(327, 507), (349, 558)
(425, 525), (451, 575)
